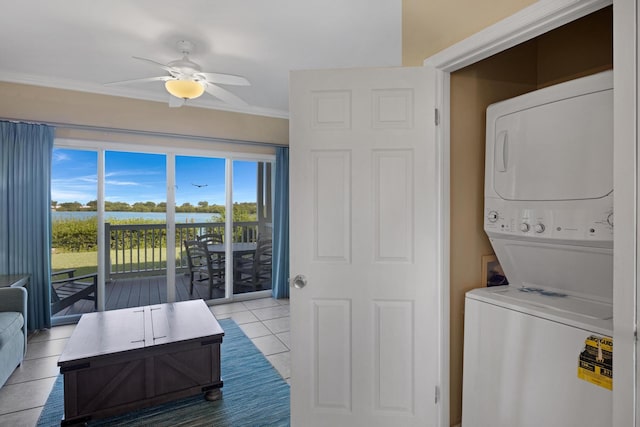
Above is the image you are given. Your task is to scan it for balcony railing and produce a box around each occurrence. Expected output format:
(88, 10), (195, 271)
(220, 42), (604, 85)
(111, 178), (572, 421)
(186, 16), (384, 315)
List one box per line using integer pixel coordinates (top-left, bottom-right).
(104, 221), (261, 278)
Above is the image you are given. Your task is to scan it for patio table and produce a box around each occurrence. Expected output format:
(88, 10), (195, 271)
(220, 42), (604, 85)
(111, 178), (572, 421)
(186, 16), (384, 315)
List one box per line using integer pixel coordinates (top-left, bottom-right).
(207, 242), (257, 283)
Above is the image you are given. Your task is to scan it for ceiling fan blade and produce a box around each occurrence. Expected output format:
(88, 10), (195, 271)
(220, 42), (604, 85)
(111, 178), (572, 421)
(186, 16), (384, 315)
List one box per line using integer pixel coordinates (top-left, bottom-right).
(168, 95), (186, 108)
(132, 56), (180, 75)
(195, 72), (250, 86)
(104, 76), (171, 86)
(203, 83), (249, 106)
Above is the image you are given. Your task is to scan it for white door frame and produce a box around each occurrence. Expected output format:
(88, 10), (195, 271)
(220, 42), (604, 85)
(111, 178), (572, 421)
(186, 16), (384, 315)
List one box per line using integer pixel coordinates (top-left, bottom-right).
(613, 1), (638, 426)
(420, 0), (633, 425)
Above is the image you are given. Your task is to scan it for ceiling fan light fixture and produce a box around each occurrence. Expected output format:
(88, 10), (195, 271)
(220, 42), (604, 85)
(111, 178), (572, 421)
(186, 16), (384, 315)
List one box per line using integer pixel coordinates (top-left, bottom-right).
(164, 79), (205, 99)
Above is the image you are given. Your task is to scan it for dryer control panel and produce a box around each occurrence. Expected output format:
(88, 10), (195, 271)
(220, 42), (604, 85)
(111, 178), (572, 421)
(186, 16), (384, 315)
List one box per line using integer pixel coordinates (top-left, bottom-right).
(484, 195), (613, 246)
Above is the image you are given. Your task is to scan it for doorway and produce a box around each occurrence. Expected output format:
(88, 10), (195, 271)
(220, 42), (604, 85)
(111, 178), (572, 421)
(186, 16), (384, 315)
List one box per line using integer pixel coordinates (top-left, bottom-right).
(446, 7), (613, 424)
(51, 141), (275, 324)
(419, 1), (625, 425)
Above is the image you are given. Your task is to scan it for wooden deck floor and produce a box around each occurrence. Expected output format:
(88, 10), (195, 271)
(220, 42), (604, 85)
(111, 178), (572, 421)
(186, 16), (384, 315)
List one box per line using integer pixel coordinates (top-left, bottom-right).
(52, 273), (227, 317)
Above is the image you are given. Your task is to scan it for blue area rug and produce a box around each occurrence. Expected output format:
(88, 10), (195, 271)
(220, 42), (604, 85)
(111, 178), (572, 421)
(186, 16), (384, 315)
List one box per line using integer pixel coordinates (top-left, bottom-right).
(36, 318), (290, 426)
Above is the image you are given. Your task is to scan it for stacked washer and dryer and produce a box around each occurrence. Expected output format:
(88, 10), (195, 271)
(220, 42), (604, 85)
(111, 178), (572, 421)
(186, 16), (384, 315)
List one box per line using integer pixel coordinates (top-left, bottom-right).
(461, 71), (613, 427)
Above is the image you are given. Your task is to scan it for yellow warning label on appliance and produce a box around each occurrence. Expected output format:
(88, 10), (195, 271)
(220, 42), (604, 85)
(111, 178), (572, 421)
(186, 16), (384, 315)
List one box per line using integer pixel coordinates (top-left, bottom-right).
(577, 335), (612, 390)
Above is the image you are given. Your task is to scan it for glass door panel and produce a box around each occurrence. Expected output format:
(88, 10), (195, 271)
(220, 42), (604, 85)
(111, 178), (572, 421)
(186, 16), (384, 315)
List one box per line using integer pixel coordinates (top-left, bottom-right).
(51, 148), (98, 318)
(104, 151), (167, 309)
(232, 160), (273, 295)
(51, 146), (275, 321)
(175, 155), (226, 302)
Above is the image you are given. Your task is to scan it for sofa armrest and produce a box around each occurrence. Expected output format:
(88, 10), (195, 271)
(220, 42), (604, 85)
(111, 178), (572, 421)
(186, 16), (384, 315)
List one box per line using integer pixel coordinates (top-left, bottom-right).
(0, 287), (27, 315)
(0, 287), (28, 355)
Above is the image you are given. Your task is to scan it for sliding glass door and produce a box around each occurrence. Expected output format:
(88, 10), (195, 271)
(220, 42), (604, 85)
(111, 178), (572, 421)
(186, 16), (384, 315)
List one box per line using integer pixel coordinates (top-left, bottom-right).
(104, 151), (167, 309)
(51, 148), (99, 318)
(175, 155), (226, 302)
(52, 139), (275, 321)
(232, 160), (273, 296)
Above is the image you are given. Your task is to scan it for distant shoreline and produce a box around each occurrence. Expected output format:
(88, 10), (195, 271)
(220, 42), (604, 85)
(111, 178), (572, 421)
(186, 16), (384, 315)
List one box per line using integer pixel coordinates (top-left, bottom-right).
(52, 211), (221, 223)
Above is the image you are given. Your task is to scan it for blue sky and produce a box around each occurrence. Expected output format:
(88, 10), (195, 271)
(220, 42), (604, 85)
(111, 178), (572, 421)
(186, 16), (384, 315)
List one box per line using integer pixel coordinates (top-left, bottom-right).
(52, 148), (258, 206)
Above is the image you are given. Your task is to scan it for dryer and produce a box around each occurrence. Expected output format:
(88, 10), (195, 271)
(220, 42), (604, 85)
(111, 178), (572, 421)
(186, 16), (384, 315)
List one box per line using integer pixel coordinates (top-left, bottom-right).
(462, 70), (613, 427)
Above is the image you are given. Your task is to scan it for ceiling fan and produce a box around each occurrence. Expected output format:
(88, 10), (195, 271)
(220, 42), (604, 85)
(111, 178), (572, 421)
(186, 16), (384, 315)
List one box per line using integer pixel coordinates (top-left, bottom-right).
(105, 40), (250, 108)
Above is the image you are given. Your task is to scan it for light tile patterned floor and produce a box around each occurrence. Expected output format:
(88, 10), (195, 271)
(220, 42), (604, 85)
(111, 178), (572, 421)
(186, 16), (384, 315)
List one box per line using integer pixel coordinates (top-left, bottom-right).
(211, 298), (291, 382)
(0, 297), (290, 426)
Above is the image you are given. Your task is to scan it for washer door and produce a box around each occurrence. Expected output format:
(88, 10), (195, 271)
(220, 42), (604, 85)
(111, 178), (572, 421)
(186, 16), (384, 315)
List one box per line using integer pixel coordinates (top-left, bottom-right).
(490, 237), (613, 303)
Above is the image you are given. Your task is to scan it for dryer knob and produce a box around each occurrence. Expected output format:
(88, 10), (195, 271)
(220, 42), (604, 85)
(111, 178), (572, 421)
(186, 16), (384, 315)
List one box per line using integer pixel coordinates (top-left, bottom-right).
(534, 223), (545, 233)
(487, 211), (499, 223)
(607, 212), (614, 227)
(520, 223), (530, 232)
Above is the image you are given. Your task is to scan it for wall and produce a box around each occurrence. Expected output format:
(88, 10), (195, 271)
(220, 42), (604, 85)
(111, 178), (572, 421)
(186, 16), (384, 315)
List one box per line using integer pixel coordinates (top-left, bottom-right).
(536, 6), (613, 87)
(449, 43), (538, 425)
(0, 82), (289, 149)
(402, 0), (537, 66)
(448, 6), (612, 426)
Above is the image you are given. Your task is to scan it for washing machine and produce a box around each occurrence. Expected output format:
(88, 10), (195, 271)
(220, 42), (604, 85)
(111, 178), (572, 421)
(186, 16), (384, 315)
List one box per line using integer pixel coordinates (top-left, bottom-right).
(461, 70), (613, 427)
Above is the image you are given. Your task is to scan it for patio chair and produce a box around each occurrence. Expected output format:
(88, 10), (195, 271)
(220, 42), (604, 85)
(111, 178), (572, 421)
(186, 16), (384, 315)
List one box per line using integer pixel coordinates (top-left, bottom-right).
(184, 240), (225, 299)
(51, 269), (98, 314)
(197, 233), (223, 245)
(197, 233), (225, 271)
(234, 238), (272, 292)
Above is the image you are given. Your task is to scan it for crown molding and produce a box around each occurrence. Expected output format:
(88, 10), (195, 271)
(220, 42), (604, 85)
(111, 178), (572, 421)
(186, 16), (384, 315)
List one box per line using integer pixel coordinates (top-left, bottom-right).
(0, 71), (290, 119)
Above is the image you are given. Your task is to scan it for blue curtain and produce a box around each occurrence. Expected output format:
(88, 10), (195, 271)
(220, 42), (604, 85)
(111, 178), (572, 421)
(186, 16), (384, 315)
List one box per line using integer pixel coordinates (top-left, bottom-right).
(272, 147), (290, 299)
(0, 121), (54, 330)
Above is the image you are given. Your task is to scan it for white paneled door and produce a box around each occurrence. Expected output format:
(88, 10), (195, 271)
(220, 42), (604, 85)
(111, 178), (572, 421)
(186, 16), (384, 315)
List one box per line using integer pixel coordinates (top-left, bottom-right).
(289, 67), (441, 427)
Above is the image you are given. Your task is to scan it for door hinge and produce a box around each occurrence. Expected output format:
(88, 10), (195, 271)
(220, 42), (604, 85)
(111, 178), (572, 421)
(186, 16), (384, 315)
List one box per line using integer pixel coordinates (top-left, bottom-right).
(434, 385), (440, 404)
(434, 108), (440, 126)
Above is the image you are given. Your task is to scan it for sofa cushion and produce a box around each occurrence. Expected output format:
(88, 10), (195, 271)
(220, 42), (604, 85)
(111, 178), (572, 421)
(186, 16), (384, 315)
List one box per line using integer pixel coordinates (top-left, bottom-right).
(0, 312), (24, 348)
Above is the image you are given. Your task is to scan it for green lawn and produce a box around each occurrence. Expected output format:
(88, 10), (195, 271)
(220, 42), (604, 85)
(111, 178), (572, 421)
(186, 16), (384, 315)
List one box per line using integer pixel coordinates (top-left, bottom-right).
(52, 248), (184, 277)
(52, 251), (98, 276)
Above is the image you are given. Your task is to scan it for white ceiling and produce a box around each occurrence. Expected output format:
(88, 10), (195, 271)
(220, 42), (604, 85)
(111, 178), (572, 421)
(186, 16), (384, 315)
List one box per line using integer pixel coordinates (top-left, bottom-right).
(0, 0), (402, 118)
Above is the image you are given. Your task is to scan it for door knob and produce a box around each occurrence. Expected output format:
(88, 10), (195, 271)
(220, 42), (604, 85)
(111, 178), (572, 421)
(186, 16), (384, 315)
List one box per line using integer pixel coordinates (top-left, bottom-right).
(291, 274), (307, 289)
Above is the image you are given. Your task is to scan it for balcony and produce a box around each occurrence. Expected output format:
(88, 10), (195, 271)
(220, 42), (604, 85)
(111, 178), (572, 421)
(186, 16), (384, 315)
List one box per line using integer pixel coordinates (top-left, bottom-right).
(52, 221), (271, 319)
(53, 274), (219, 317)
(104, 221), (260, 278)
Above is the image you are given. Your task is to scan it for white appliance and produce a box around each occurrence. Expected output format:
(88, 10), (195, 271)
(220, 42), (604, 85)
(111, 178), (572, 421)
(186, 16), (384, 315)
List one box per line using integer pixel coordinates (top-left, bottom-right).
(462, 71), (613, 427)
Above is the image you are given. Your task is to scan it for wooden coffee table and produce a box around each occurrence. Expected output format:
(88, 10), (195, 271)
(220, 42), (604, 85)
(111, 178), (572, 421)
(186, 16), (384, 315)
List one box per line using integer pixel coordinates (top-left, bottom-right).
(58, 300), (224, 426)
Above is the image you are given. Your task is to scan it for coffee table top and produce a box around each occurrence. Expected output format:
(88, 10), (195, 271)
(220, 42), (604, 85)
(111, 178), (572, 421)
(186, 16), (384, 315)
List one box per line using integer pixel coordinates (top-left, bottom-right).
(59, 300), (224, 365)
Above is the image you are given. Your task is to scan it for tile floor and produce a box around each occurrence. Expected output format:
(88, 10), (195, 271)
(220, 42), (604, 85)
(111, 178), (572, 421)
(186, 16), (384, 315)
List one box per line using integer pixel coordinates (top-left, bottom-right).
(209, 297), (291, 383)
(0, 297), (290, 426)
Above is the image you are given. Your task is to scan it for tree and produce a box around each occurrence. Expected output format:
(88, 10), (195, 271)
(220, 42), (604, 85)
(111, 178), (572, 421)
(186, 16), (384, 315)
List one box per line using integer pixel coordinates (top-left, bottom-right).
(58, 202), (83, 211)
(216, 203), (257, 222)
(210, 204), (225, 215)
(177, 202), (194, 212)
(105, 201), (132, 211)
(132, 202), (152, 212)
